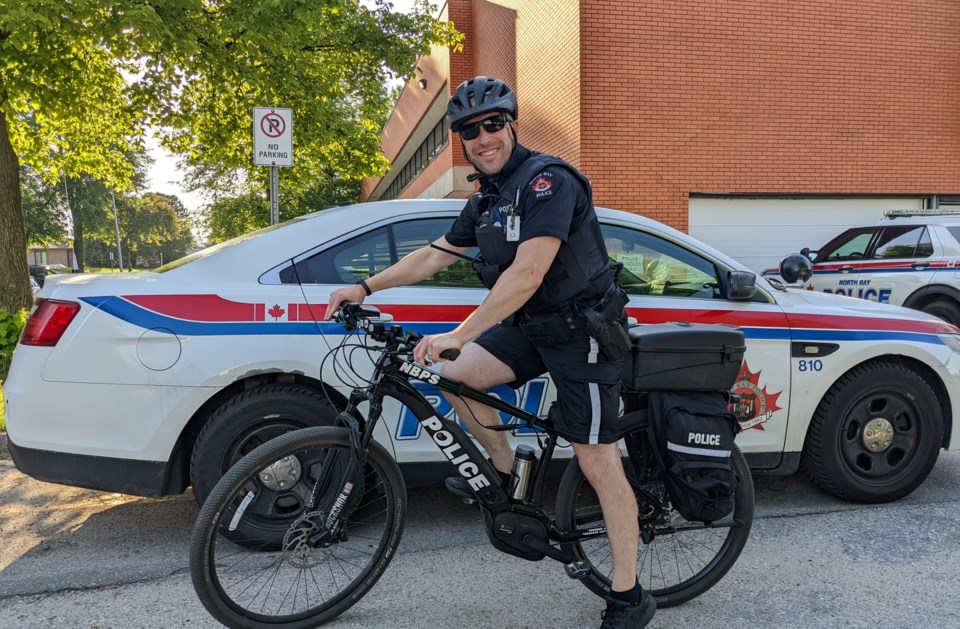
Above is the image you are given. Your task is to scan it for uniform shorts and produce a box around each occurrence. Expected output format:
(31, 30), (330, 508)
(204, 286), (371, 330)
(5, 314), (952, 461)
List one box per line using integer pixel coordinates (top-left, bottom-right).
(473, 323), (623, 445)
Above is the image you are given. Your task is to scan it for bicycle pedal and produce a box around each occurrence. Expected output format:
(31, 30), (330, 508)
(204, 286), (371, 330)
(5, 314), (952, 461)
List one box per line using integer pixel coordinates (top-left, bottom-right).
(564, 561), (591, 580)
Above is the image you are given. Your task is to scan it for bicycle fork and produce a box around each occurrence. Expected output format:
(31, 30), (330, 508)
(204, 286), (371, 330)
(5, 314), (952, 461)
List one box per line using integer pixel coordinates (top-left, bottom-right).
(305, 390), (377, 545)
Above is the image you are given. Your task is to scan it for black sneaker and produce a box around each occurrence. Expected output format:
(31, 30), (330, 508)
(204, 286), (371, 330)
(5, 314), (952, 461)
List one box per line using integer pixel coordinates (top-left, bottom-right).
(444, 466), (510, 502)
(444, 475), (476, 502)
(600, 590), (656, 628)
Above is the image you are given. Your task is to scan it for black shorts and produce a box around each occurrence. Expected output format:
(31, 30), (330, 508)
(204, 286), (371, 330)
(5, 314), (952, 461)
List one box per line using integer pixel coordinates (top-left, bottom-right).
(473, 324), (623, 445)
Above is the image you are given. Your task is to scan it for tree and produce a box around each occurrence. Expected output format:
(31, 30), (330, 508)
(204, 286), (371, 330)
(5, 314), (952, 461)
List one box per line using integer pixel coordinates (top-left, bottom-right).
(116, 192), (193, 268)
(21, 164), (67, 246)
(205, 170), (360, 243)
(0, 1), (461, 312)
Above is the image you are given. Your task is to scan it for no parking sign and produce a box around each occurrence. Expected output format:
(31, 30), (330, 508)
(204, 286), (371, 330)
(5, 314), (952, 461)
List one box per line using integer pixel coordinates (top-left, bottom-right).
(253, 107), (293, 166)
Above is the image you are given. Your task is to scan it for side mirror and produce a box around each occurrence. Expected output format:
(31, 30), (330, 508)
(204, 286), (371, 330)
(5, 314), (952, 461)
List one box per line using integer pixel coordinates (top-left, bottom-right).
(727, 270), (757, 300)
(779, 253), (813, 284)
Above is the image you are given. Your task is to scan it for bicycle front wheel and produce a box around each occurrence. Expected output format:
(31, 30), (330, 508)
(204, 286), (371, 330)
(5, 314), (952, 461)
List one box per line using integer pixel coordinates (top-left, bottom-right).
(555, 444), (753, 608)
(189, 426), (406, 628)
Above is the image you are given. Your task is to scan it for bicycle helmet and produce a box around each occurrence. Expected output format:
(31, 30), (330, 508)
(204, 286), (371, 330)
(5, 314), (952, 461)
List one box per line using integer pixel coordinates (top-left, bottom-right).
(447, 77), (518, 132)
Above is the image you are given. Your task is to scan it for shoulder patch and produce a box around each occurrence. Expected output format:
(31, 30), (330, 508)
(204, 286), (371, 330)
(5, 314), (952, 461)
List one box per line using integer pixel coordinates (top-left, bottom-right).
(530, 171), (555, 198)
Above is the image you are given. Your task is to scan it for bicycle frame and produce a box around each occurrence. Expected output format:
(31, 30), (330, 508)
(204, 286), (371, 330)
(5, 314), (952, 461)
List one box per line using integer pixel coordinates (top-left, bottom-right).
(337, 347), (632, 563)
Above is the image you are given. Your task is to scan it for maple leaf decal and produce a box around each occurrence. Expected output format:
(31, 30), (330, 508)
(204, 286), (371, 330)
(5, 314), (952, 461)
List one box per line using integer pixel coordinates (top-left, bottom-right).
(268, 304), (286, 320)
(729, 361), (783, 431)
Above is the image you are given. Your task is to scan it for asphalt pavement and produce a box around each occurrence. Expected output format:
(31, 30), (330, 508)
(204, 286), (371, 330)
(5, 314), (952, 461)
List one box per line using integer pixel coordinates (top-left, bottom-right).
(0, 446), (958, 629)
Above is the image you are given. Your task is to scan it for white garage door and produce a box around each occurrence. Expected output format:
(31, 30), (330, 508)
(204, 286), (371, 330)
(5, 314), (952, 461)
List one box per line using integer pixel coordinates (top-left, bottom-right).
(688, 197), (924, 273)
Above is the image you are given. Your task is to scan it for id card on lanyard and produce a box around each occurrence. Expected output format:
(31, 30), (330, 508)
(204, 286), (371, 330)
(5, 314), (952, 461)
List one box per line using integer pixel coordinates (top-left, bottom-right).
(506, 188), (521, 242)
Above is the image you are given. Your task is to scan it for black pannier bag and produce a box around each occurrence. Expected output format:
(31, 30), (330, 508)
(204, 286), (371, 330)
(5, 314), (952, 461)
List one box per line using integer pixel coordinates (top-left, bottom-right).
(622, 322), (745, 522)
(647, 390), (740, 523)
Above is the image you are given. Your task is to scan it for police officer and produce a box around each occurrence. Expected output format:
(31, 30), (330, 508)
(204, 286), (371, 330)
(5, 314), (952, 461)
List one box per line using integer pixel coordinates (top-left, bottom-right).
(326, 77), (654, 628)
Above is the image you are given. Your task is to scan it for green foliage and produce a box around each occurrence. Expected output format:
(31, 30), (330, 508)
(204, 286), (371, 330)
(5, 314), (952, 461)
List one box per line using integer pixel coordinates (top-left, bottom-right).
(0, 308), (27, 385)
(205, 173), (359, 243)
(0, 0), (462, 310)
(21, 163), (68, 245)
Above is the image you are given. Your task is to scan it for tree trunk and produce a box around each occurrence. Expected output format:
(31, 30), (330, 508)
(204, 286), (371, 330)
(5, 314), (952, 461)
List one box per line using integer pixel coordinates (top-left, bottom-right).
(70, 193), (85, 272)
(62, 178), (84, 272)
(0, 111), (32, 313)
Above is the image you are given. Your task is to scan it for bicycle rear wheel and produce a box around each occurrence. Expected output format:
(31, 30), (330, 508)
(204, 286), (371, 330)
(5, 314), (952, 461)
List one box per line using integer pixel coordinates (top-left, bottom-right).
(555, 443), (753, 608)
(189, 426), (406, 628)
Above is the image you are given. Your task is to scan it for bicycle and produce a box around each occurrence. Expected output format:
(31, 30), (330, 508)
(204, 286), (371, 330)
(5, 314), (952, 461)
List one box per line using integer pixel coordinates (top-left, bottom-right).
(189, 302), (754, 628)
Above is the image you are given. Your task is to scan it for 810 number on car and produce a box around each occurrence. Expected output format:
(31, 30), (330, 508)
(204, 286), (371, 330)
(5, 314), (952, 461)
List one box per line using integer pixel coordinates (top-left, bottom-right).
(797, 359), (823, 372)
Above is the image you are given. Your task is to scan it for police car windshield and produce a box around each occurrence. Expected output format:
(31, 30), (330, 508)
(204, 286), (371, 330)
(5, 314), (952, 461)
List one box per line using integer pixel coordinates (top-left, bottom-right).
(155, 218), (310, 273)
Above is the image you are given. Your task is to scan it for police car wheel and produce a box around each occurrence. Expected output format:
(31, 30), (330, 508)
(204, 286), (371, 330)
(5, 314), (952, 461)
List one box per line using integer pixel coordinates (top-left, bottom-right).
(801, 360), (943, 503)
(919, 299), (960, 327)
(190, 384), (338, 509)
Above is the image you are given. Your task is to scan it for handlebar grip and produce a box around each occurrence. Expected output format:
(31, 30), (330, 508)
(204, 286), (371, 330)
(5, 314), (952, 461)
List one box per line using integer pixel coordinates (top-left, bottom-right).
(439, 349), (461, 361)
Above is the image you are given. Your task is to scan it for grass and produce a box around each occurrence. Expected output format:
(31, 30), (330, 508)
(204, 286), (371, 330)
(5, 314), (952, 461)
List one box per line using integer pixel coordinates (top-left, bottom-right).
(0, 384), (5, 432)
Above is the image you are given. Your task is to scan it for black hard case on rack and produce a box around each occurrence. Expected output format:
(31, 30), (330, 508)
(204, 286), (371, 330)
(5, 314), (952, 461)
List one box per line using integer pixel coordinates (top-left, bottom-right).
(623, 322), (746, 392)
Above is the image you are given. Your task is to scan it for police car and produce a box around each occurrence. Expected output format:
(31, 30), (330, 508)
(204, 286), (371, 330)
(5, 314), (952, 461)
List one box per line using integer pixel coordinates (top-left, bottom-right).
(6, 200), (960, 508)
(765, 210), (960, 326)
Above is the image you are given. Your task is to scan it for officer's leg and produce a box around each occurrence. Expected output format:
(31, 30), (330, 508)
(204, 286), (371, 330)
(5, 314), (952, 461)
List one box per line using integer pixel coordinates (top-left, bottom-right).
(439, 342), (517, 473)
(571, 441), (639, 592)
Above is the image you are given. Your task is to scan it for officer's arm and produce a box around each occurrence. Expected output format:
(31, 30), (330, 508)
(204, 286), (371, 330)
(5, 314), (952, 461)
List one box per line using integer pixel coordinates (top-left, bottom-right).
(450, 236), (562, 343)
(366, 237), (469, 293)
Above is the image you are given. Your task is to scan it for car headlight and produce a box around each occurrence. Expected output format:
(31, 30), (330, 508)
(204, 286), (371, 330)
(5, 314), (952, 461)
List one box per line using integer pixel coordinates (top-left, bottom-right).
(938, 333), (960, 354)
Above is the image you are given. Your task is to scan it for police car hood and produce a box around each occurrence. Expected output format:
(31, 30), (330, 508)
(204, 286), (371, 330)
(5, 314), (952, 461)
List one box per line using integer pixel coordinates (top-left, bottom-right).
(775, 286), (959, 331)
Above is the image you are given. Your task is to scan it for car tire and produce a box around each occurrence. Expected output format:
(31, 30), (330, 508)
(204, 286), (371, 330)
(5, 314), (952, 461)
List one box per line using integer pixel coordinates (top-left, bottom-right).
(190, 384), (338, 507)
(919, 299), (960, 327)
(801, 360), (942, 503)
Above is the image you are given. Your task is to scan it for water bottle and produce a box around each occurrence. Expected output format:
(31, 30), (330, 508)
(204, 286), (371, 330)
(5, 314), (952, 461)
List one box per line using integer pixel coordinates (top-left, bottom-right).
(509, 444), (537, 501)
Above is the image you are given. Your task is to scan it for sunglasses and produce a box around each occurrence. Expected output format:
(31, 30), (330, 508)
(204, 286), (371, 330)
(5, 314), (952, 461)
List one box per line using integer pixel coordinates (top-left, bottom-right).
(459, 114), (509, 141)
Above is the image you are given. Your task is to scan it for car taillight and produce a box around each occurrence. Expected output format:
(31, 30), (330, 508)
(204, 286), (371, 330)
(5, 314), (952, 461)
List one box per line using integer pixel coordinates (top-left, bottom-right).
(21, 298), (81, 347)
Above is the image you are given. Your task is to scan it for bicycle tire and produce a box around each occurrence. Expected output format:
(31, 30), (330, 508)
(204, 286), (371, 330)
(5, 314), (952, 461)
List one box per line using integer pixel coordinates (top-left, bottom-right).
(555, 443), (753, 608)
(189, 426), (406, 628)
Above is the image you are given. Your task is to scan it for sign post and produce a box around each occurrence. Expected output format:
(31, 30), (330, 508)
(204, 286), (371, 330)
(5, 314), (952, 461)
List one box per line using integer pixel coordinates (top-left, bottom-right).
(253, 107), (293, 225)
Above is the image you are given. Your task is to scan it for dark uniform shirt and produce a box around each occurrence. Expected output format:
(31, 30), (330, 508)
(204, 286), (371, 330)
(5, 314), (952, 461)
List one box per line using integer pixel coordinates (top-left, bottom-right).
(444, 144), (592, 250)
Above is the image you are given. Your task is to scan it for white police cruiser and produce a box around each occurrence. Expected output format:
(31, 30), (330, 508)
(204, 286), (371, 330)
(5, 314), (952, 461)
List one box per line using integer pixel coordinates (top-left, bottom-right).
(6, 201), (960, 508)
(768, 210), (960, 326)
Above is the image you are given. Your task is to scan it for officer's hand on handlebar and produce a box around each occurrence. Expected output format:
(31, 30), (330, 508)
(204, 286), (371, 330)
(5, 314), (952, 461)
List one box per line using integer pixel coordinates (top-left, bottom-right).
(325, 284), (367, 320)
(412, 333), (463, 366)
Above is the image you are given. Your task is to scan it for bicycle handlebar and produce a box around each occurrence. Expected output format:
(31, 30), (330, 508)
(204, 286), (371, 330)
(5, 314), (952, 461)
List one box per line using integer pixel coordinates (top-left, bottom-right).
(333, 301), (459, 361)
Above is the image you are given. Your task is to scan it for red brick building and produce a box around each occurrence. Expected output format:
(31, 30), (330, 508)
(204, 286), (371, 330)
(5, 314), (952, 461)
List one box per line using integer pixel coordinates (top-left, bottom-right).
(362, 0), (960, 270)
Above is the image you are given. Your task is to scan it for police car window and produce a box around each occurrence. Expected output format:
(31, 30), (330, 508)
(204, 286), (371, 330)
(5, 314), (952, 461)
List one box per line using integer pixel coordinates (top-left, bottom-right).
(872, 226), (929, 259)
(600, 224), (721, 299)
(393, 218), (483, 289)
(817, 228), (875, 262)
(281, 227), (392, 284)
(279, 219), (483, 286)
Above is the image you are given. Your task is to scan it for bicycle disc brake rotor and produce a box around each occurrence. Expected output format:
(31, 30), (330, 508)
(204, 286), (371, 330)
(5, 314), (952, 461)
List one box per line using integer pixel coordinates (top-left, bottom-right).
(282, 511), (330, 568)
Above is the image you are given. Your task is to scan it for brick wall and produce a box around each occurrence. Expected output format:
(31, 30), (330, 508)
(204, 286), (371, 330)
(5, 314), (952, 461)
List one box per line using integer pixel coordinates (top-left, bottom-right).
(580, 0), (960, 231)
(448, 0), (475, 171)
(468, 0), (581, 163)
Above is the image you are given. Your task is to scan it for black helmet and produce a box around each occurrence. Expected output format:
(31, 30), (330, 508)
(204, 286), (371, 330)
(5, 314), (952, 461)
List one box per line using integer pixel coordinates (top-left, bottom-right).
(447, 77), (518, 132)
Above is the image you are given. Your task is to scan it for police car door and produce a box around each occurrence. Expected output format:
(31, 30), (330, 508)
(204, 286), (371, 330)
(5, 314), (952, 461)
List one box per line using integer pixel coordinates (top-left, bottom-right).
(602, 221), (792, 469)
(849, 224), (935, 307)
(806, 227), (877, 298)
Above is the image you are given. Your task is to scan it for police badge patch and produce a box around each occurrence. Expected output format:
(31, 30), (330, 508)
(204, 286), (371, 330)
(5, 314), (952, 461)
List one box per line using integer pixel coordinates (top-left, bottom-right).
(531, 172), (554, 198)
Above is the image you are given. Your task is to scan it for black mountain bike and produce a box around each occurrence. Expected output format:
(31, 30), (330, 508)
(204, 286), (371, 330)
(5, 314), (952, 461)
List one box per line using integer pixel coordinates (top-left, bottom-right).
(189, 302), (754, 628)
